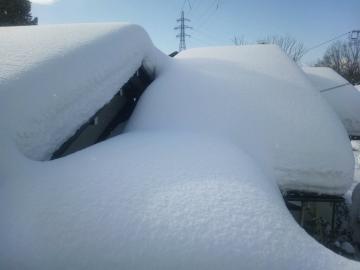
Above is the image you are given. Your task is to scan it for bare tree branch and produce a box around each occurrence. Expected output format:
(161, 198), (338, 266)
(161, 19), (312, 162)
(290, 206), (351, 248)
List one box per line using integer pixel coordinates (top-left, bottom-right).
(232, 35), (248, 46)
(316, 41), (360, 84)
(263, 35), (305, 62)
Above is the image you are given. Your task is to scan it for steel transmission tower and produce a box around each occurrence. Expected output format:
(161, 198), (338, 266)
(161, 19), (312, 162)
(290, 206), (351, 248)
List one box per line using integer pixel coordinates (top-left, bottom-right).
(174, 11), (192, 51)
(349, 30), (360, 46)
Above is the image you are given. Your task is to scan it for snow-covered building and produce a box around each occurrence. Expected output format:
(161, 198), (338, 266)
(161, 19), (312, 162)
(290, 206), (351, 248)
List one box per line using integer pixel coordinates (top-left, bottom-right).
(0, 23), (360, 269)
(303, 67), (360, 139)
(301, 67), (360, 243)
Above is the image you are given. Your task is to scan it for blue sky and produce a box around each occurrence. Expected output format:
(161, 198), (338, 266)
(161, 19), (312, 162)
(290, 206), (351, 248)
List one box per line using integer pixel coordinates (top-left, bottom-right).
(31, 0), (360, 64)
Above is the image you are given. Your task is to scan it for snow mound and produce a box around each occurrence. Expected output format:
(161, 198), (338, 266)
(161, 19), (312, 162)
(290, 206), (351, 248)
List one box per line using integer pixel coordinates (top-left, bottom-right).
(1, 132), (358, 270)
(0, 25), (358, 269)
(0, 23), (166, 161)
(127, 45), (354, 194)
(303, 67), (360, 137)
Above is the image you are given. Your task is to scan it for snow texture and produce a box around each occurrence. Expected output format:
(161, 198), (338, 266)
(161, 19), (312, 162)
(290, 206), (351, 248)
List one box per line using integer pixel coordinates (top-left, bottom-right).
(303, 67), (360, 137)
(127, 46), (354, 194)
(0, 24), (359, 269)
(0, 23), (165, 161)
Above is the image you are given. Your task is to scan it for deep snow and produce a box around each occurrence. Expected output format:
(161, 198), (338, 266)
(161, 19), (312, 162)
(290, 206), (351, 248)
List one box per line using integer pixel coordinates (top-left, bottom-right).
(0, 23), (359, 269)
(1, 132), (359, 270)
(0, 23), (166, 161)
(303, 67), (360, 137)
(127, 46), (354, 194)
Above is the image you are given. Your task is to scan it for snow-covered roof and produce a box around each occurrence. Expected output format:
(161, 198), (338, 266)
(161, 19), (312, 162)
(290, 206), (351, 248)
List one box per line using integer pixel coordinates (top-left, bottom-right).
(128, 46), (354, 194)
(303, 67), (360, 137)
(0, 24), (359, 269)
(0, 23), (165, 161)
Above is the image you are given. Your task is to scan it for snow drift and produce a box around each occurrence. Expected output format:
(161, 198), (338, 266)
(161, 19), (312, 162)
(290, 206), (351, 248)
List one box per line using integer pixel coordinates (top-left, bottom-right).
(0, 23), (358, 269)
(303, 67), (360, 137)
(1, 132), (358, 270)
(0, 23), (166, 161)
(127, 46), (354, 194)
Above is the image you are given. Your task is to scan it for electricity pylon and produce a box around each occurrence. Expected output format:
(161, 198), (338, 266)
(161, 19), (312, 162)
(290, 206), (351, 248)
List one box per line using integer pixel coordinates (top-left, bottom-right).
(349, 30), (360, 46)
(174, 11), (192, 51)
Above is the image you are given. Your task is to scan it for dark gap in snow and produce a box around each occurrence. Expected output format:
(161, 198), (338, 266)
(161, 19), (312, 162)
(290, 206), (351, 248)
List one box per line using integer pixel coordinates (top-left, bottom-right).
(169, 51), (179, 57)
(284, 191), (343, 235)
(51, 65), (153, 160)
(283, 191), (360, 260)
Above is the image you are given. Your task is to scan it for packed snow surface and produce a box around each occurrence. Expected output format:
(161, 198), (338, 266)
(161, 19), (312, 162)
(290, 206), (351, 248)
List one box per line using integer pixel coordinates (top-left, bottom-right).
(0, 24), (358, 269)
(303, 67), (360, 137)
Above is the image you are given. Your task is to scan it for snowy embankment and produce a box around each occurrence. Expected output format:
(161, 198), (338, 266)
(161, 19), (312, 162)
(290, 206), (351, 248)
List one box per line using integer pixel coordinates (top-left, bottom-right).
(0, 24), (359, 269)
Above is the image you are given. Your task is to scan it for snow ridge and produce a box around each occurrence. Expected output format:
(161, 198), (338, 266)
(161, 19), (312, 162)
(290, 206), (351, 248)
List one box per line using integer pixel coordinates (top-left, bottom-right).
(0, 24), (359, 269)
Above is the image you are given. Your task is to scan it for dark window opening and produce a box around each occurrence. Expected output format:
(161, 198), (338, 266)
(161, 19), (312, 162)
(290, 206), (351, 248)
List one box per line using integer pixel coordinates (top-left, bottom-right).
(51, 66), (153, 160)
(284, 191), (344, 236)
(169, 51), (178, 57)
(283, 191), (360, 259)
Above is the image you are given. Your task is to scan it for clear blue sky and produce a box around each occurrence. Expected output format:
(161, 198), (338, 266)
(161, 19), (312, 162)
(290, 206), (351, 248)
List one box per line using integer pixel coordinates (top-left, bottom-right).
(31, 0), (360, 64)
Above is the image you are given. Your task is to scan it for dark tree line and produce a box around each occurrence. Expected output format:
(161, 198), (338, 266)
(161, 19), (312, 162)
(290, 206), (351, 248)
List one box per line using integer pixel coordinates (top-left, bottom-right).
(316, 40), (360, 85)
(0, 0), (38, 26)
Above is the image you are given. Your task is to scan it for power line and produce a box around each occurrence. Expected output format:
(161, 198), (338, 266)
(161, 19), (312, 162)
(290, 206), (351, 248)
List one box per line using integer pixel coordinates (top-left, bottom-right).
(320, 82), (352, 93)
(181, 0), (192, 12)
(189, 0), (201, 14)
(187, 0), (227, 47)
(192, 0), (219, 29)
(303, 31), (351, 55)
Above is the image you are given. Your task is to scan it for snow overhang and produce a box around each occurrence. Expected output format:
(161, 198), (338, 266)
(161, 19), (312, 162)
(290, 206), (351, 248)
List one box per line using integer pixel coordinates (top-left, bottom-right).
(0, 23), (167, 161)
(0, 24), (359, 269)
(127, 45), (355, 195)
(303, 67), (360, 137)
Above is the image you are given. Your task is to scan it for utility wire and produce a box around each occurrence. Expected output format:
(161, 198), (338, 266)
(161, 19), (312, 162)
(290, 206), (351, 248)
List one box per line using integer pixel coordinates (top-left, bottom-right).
(192, 0), (218, 27)
(190, 0), (225, 46)
(196, 7), (218, 30)
(189, 0), (201, 14)
(181, 0), (192, 11)
(181, 0), (186, 11)
(303, 31), (350, 55)
(320, 82), (352, 93)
